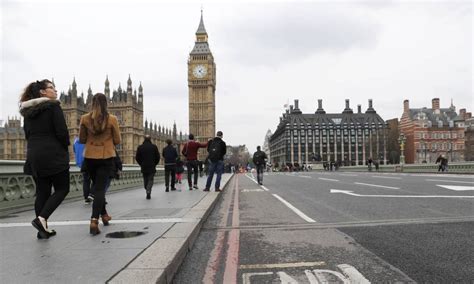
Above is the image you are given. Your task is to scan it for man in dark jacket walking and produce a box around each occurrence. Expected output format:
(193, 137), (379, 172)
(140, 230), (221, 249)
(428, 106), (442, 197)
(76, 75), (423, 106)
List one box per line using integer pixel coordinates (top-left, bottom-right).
(181, 133), (207, 190)
(136, 135), (160, 199)
(204, 131), (227, 192)
(162, 139), (178, 192)
(252, 146), (267, 185)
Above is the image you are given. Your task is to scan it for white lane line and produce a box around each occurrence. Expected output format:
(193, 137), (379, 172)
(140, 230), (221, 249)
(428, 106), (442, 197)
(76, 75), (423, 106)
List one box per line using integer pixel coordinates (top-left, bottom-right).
(242, 189), (265, 192)
(260, 186), (270, 192)
(337, 264), (370, 284)
(245, 173), (259, 185)
(372, 176), (402, 180)
(354, 182), (399, 190)
(427, 179), (474, 184)
(300, 175), (312, 178)
(0, 218), (198, 228)
(437, 185), (474, 191)
(330, 189), (474, 198)
(272, 194), (316, 223)
(318, 177), (339, 182)
(339, 174), (357, 177)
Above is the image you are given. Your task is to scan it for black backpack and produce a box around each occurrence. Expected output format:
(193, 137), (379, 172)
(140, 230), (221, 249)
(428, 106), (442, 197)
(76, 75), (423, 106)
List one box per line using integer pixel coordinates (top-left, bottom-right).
(208, 139), (221, 162)
(253, 152), (265, 165)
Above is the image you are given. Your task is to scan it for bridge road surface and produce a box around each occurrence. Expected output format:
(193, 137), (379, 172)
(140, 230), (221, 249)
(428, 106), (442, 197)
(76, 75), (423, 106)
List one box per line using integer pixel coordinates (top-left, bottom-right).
(174, 171), (474, 283)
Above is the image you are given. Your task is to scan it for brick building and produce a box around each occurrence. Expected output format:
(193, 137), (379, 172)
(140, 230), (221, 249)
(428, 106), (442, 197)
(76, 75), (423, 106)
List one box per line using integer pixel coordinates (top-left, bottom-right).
(399, 98), (469, 164)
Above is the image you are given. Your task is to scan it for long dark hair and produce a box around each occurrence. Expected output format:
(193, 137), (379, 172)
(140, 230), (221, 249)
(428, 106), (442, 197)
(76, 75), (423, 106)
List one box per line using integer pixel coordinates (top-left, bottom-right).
(20, 79), (53, 102)
(90, 93), (109, 134)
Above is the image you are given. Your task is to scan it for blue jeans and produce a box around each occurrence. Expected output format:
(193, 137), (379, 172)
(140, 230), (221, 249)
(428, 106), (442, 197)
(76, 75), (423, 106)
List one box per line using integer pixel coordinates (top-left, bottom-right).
(205, 160), (224, 190)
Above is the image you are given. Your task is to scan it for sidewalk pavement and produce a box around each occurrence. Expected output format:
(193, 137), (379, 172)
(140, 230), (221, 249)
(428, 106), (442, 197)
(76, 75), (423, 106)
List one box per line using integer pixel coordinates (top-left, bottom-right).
(0, 173), (233, 284)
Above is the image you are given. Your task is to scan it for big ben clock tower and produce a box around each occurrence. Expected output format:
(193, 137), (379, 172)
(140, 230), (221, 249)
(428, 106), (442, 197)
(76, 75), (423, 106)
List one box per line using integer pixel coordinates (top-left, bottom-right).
(188, 10), (216, 160)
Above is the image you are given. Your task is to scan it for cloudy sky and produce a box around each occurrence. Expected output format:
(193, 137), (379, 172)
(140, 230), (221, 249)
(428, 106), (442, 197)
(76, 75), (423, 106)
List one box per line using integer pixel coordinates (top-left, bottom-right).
(1, 0), (472, 153)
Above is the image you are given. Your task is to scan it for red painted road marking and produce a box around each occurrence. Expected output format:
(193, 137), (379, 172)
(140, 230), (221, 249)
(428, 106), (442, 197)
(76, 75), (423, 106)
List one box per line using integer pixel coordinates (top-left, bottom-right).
(223, 174), (240, 283)
(203, 176), (236, 283)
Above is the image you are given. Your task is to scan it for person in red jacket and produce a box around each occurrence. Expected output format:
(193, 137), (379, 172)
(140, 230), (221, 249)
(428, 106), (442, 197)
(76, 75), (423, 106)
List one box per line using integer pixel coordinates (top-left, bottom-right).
(181, 134), (207, 190)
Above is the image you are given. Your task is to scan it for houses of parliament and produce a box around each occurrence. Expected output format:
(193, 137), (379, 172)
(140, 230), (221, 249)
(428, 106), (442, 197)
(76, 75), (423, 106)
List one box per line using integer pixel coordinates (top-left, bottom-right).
(0, 12), (217, 164)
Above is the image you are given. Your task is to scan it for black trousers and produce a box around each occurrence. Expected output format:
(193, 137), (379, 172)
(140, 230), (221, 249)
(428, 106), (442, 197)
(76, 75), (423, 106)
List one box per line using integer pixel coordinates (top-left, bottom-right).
(143, 172), (155, 193)
(164, 165), (176, 189)
(85, 158), (112, 219)
(256, 164), (265, 183)
(34, 169), (70, 219)
(186, 160), (199, 187)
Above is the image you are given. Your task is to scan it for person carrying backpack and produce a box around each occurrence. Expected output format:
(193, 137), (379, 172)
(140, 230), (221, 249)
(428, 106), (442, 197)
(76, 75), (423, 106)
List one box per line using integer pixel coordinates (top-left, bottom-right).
(204, 131), (227, 192)
(252, 146), (267, 185)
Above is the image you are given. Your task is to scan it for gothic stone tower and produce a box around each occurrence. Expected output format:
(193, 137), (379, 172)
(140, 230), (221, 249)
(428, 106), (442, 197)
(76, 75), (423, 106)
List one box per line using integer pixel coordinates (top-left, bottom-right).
(188, 11), (216, 161)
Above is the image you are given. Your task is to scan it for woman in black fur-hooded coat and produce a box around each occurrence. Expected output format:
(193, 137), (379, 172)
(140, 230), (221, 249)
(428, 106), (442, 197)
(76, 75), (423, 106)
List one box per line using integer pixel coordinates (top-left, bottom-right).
(19, 79), (70, 239)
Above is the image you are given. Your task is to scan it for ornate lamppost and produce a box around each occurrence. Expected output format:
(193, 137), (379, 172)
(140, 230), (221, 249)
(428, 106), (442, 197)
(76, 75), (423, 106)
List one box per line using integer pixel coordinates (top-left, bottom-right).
(398, 133), (407, 165)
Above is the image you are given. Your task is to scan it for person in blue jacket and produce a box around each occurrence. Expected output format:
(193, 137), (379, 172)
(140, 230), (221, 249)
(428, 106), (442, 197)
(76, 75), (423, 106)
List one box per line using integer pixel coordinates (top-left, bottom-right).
(73, 137), (93, 203)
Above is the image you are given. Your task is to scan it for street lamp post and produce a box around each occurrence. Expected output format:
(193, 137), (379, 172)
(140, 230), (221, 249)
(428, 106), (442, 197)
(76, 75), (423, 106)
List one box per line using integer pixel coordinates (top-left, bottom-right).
(398, 133), (407, 165)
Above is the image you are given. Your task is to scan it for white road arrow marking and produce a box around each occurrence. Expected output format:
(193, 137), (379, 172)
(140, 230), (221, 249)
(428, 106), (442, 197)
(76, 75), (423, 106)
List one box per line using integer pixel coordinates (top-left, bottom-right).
(437, 185), (474, 191)
(330, 189), (474, 198)
(427, 179), (474, 184)
(354, 182), (399, 189)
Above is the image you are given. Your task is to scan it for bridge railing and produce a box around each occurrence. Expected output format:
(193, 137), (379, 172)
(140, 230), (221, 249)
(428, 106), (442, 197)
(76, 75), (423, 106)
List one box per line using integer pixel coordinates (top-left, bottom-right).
(0, 160), (165, 211)
(335, 162), (474, 174)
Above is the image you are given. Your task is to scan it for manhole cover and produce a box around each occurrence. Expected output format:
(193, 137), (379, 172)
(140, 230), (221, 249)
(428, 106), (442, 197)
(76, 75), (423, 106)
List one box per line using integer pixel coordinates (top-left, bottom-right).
(105, 231), (148, 239)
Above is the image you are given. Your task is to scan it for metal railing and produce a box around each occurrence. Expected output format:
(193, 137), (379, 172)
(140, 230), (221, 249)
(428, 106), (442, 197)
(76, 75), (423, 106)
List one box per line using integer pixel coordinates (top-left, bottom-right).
(335, 162), (474, 174)
(0, 160), (164, 211)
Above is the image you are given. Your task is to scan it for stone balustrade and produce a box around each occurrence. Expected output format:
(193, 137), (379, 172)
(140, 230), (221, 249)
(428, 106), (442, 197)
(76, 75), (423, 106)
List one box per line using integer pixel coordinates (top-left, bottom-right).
(0, 160), (164, 211)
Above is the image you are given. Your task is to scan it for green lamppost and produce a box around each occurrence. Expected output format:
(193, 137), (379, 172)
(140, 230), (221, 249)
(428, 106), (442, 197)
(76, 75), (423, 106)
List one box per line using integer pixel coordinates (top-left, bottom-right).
(398, 133), (407, 165)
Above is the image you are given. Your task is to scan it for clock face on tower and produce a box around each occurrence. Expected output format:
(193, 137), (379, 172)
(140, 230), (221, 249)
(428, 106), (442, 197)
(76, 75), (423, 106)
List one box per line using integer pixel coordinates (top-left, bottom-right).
(193, 64), (207, 78)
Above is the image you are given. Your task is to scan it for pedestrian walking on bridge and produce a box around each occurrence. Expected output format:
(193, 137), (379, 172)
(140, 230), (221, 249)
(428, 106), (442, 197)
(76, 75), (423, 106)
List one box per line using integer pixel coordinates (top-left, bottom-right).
(136, 135), (160, 199)
(204, 131), (227, 192)
(20, 79), (70, 239)
(79, 93), (121, 235)
(181, 134), (207, 190)
(253, 146), (267, 185)
(162, 139), (178, 192)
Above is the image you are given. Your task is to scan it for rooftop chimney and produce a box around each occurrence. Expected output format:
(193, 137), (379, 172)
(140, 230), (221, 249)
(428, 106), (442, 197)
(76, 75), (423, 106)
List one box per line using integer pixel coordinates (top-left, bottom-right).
(365, 99), (376, 114)
(403, 100), (409, 112)
(316, 99), (326, 114)
(460, 108), (466, 118)
(357, 104), (361, 113)
(342, 99), (353, 114)
(432, 98), (440, 110)
(290, 105), (294, 113)
(292, 99), (302, 114)
(466, 112), (472, 119)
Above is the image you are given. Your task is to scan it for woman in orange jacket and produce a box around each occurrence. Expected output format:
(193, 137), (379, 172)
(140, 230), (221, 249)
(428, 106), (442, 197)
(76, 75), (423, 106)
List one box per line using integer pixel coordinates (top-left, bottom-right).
(79, 93), (121, 235)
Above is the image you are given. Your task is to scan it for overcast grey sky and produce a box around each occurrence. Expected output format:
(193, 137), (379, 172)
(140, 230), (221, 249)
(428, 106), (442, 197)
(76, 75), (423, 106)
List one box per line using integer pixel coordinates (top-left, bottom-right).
(1, 0), (472, 153)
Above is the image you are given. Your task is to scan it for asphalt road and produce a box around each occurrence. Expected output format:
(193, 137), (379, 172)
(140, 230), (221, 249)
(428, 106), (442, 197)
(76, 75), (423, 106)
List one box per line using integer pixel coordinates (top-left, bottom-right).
(174, 171), (474, 283)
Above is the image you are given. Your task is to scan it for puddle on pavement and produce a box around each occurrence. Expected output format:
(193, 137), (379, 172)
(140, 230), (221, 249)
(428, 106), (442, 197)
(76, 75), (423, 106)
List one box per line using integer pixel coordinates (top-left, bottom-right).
(105, 231), (148, 239)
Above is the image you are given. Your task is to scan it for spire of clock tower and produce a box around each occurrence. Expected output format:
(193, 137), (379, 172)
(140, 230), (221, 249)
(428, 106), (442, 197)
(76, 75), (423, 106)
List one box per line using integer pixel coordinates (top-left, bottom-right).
(195, 9), (208, 42)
